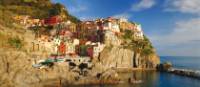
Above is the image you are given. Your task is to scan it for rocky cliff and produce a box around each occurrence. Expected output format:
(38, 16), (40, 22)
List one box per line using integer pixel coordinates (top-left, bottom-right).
(0, 48), (119, 87)
(98, 30), (160, 69)
(99, 46), (160, 69)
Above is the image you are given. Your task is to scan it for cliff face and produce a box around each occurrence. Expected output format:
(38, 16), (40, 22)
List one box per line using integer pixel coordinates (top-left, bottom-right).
(99, 46), (160, 69)
(99, 46), (134, 68)
(99, 30), (160, 69)
(0, 49), (119, 87)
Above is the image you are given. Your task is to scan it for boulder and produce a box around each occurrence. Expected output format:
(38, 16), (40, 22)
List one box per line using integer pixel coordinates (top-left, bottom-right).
(157, 61), (172, 71)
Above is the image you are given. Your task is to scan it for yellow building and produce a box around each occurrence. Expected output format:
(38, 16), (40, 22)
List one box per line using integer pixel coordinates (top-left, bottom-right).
(119, 22), (135, 31)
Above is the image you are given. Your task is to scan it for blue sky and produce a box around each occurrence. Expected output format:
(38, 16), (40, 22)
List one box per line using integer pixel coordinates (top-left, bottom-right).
(52, 0), (200, 56)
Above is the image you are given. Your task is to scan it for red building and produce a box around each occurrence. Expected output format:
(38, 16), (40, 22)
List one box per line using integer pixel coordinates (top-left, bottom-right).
(58, 42), (66, 55)
(44, 16), (61, 26)
(87, 47), (93, 58)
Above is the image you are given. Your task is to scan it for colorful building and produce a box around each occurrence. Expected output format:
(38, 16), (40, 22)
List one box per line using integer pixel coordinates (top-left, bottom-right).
(58, 41), (66, 55)
(66, 40), (76, 54)
(63, 21), (77, 33)
(44, 16), (61, 26)
(93, 42), (105, 58)
(103, 17), (120, 33)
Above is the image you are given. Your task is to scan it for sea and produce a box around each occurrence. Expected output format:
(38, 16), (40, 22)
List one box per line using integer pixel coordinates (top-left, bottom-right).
(72, 56), (200, 87)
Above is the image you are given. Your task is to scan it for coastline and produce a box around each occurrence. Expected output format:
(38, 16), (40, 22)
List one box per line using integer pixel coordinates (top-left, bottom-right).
(39, 68), (158, 87)
(42, 78), (121, 87)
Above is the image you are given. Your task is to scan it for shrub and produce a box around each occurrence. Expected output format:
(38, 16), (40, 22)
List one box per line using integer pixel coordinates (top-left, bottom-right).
(141, 47), (154, 56)
(79, 45), (88, 56)
(123, 30), (133, 40)
(8, 37), (23, 49)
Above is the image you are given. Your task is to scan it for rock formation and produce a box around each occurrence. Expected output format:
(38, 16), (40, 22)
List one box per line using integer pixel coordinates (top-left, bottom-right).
(99, 46), (160, 69)
(98, 30), (160, 69)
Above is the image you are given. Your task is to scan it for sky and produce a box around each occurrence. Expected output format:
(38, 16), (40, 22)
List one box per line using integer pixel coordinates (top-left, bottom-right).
(52, 0), (200, 57)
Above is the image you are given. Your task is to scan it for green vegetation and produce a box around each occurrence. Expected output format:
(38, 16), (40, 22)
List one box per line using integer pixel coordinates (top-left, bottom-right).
(79, 45), (88, 56)
(8, 37), (23, 49)
(122, 34), (155, 56)
(141, 47), (154, 56)
(0, 0), (81, 51)
(0, 0), (80, 24)
(140, 36), (154, 56)
(122, 30), (134, 40)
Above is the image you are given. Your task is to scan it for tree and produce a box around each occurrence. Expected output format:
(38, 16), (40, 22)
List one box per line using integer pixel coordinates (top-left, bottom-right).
(49, 3), (64, 16)
(142, 47), (153, 56)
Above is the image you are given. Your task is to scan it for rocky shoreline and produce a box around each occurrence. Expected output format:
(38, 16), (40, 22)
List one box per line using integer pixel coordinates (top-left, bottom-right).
(157, 62), (200, 80)
(40, 77), (121, 87)
(167, 68), (200, 80)
(0, 47), (159, 87)
(36, 69), (152, 87)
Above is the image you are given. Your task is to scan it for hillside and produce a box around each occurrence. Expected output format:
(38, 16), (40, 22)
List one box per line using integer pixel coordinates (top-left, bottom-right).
(0, 0), (80, 27)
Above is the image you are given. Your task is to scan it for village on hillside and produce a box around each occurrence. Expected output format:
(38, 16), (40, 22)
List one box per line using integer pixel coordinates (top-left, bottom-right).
(12, 15), (144, 69)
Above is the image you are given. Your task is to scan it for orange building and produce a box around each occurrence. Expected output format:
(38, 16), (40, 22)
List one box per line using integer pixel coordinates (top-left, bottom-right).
(58, 42), (66, 55)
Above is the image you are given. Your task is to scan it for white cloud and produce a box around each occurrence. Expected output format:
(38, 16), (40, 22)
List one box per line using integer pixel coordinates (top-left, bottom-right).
(161, 18), (200, 44)
(151, 18), (200, 56)
(157, 0), (200, 56)
(112, 0), (156, 19)
(165, 0), (200, 14)
(132, 0), (156, 11)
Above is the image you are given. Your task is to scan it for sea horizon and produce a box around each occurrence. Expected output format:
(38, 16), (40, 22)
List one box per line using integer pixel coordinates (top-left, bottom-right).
(160, 56), (200, 58)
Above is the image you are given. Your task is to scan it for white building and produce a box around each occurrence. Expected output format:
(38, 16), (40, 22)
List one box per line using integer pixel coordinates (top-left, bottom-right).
(136, 24), (142, 32)
(103, 20), (120, 33)
(119, 18), (128, 23)
(111, 22), (120, 32)
(66, 42), (76, 54)
(134, 24), (144, 39)
(93, 42), (105, 58)
(53, 38), (61, 45)
(73, 39), (80, 45)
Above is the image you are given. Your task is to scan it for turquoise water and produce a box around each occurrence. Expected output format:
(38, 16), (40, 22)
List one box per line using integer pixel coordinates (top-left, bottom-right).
(70, 56), (200, 87)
